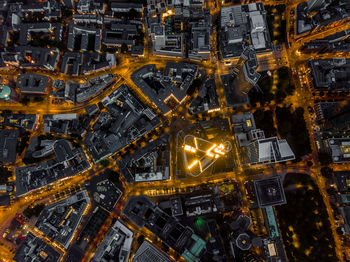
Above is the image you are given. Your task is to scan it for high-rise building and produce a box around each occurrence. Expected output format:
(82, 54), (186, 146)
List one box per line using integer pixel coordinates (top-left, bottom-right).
(133, 241), (174, 262)
(246, 137), (295, 165)
(307, 0), (326, 12)
(232, 46), (260, 95)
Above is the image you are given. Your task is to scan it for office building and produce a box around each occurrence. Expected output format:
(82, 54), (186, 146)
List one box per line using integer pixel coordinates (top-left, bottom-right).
(309, 58), (350, 92)
(3, 113), (37, 130)
(324, 138), (350, 163)
(254, 176), (287, 208)
(307, 0), (326, 12)
(133, 241), (174, 262)
(84, 84), (160, 162)
(123, 195), (206, 262)
(16, 74), (50, 94)
(35, 191), (90, 249)
(16, 139), (90, 196)
(246, 136), (295, 165)
(93, 220), (134, 262)
(131, 63), (198, 114)
(14, 232), (62, 262)
(220, 2), (272, 60)
(118, 134), (170, 183)
(189, 79), (220, 115)
(0, 129), (18, 163)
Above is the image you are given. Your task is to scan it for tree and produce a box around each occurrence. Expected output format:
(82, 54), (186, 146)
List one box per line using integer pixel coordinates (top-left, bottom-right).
(318, 152), (332, 166)
(34, 96), (44, 102)
(137, 235), (144, 246)
(127, 8), (139, 20)
(23, 203), (45, 219)
(0, 167), (12, 184)
(100, 159), (109, 167)
(107, 169), (120, 185)
(21, 96), (30, 105)
(326, 187), (337, 195)
(321, 167), (333, 179)
(161, 241), (169, 252)
(121, 43), (128, 53)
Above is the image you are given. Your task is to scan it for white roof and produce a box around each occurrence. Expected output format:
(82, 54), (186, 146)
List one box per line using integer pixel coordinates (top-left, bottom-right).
(258, 141), (273, 162)
(278, 140), (295, 159)
(251, 32), (266, 49)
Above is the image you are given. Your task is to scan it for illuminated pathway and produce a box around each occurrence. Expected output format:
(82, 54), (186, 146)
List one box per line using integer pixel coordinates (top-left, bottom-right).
(0, 1), (348, 261)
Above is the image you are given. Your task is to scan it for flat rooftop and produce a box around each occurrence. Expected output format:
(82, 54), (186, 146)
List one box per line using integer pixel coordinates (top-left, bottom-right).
(35, 191), (90, 249)
(117, 133), (170, 183)
(254, 176), (286, 208)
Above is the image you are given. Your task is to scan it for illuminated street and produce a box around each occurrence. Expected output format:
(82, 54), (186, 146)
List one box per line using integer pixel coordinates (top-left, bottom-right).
(0, 0), (349, 262)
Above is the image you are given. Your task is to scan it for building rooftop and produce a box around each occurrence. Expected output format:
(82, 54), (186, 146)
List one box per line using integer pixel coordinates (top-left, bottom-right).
(188, 16), (211, 60)
(86, 177), (122, 212)
(296, 1), (350, 36)
(84, 84), (160, 162)
(12, 46), (60, 71)
(314, 101), (350, 132)
(340, 206), (350, 235)
(302, 29), (350, 53)
(0, 129), (18, 163)
(19, 22), (62, 46)
(231, 112), (256, 145)
(3, 113), (37, 130)
(16, 74), (50, 94)
(309, 58), (350, 92)
(254, 176), (287, 208)
(189, 79), (220, 115)
(35, 191), (90, 249)
(123, 195), (206, 261)
(118, 133), (170, 183)
(13, 232), (62, 262)
(82, 53), (116, 75)
(220, 2), (272, 59)
(67, 21), (101, 52)
(111, 2), (143, 11)
(16, 139), (90, 196)
(246, 137), (295, 165)
(151, 25), (184, 57)
(103, 23), (138, 47)
(326, 138), (350, 163)
(334, 171), (350, 192)
(132, 63), (198, 114)
(93, 220), (134, 262)
(76, 74), (115, 103)
(131, 45), (144, 56)
(60, 52), (83, 76)
(133, 241), (173, 262)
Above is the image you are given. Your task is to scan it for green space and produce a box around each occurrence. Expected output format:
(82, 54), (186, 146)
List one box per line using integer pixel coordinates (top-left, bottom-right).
(265, 5), (287, 45)
(275, 173), (337, 262)
(249, 67), (295, 106)
(276, 106), (311, 160)
(253, 109), (277, 137)
(16, 131), (31, 156)
(0, 166), (12, 184)
(23, 203), (45, 219)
